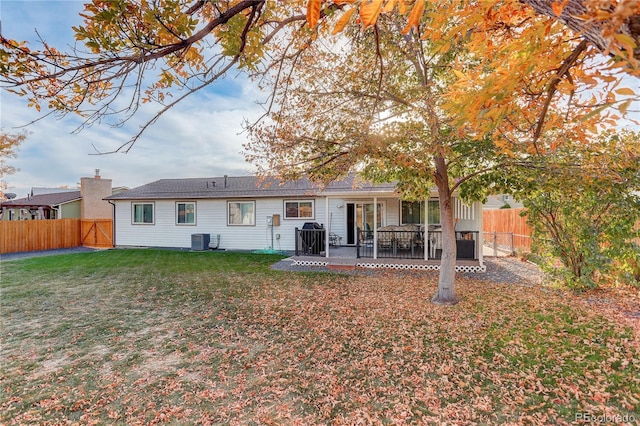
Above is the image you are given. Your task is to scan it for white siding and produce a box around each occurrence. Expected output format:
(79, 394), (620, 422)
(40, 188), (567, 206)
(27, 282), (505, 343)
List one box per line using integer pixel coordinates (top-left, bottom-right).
(453, 197), (482, 232)
(113, 196), (483, 251)
(267, 197), (327, 252)
(114, 197), (330, 251)
(326, 198), (346, 237)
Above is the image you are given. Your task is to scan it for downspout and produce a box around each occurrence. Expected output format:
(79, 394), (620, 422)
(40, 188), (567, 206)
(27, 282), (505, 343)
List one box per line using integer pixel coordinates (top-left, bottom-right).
(108, 200), (116, 248)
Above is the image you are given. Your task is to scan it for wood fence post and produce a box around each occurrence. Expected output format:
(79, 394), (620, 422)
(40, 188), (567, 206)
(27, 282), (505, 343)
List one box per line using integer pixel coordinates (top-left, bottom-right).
(510, 232), (515, 256)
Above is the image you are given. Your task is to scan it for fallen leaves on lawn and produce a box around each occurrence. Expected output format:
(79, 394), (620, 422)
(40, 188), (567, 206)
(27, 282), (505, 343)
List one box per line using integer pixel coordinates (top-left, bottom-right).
(1, 269), (639, 425)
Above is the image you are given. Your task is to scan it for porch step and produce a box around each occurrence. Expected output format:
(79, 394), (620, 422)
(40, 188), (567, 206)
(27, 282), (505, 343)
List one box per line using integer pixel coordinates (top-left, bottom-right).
(328, 264), (357, 271)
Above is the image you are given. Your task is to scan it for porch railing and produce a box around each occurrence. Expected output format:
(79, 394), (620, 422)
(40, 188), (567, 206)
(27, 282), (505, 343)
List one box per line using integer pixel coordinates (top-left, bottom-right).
(357, 228), (479, 261)
(357, 228), (424, 259)
(293, 226), (480, 261)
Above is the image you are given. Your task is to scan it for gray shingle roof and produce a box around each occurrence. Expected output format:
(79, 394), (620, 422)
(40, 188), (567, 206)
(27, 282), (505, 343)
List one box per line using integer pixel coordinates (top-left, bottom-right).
(1, 191), (82, 208)
(105, 175), (398, 200)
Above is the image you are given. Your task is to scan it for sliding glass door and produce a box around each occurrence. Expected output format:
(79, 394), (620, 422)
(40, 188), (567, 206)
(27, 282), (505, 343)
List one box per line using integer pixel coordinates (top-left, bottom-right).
(346, 202), (384, 245)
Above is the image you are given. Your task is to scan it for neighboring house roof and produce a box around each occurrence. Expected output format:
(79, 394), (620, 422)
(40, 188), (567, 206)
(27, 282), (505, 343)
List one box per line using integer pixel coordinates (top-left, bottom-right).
(0, 191), (82, 208)
(31, 187), (79, 196)
(105, 175), (399, 201)
(483, 194), (523, 210)
(483, 196), (506, 210)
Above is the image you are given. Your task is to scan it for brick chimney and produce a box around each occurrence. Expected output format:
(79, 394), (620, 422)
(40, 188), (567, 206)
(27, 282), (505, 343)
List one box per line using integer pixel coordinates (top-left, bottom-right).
(81, 171), (113, 219)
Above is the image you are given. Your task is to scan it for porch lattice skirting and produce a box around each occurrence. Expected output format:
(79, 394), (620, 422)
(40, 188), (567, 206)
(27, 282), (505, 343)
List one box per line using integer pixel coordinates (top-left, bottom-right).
(291, 259), (487, 273)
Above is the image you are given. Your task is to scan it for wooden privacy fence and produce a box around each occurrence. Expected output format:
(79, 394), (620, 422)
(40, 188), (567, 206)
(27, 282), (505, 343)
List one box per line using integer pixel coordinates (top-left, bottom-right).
(0, 219), (113, 254)
(482, 208), (533, 252)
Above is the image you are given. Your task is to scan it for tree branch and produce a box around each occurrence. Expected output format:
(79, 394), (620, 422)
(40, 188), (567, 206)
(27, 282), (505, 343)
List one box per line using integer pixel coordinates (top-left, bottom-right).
(532, 39), (588, 146)
(0, 0), (264, 86)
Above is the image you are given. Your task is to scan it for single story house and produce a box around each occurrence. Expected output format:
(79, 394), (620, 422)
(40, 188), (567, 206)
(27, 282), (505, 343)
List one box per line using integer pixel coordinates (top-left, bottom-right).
(1, 171), (126, 221)
(0, 169), (129, 220)
(1, 190), (82, 220)
(483, 194), (524, 210)
(105, 174), (485, 272)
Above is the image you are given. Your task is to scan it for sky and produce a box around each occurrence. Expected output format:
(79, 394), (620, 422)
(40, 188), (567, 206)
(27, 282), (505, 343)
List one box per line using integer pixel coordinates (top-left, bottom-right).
(1, 1), (264, 198)
(1, 2), (638, 199)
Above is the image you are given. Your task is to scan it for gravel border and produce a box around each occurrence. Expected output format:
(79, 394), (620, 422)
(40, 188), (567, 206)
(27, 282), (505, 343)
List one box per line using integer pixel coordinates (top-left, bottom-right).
(461, 257), (544, 285)
(0, 247), (98, 262)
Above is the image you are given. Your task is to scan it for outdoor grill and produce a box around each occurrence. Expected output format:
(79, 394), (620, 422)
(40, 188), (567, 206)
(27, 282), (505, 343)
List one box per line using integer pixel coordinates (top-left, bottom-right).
(300, 222), (325, 255)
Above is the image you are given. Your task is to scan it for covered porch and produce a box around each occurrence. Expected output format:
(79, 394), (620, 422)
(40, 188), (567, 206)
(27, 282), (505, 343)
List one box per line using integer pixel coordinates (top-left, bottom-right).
(292, 188), (485, 272)
(293, 231), (486, 273)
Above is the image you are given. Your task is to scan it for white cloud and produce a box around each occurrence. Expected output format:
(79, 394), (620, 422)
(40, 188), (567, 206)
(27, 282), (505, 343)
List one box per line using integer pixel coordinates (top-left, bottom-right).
(1, 1), (264, 198)
(3, 86), (264, 196)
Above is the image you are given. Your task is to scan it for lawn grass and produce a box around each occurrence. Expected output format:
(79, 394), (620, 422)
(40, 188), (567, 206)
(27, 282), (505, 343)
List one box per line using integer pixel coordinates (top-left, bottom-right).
(1, 249), (639, 425)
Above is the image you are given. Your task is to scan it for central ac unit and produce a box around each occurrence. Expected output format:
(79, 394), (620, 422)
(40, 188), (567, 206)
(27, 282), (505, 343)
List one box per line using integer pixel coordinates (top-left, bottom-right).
(191, 233), (210, 251)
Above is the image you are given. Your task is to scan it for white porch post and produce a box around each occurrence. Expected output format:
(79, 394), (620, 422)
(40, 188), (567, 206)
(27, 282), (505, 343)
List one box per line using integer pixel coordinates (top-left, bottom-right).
(373, 197), (378, 259)
(477, 201), (483, 266)
(424, 197), (428, 260)
(325, 196), (330, 258)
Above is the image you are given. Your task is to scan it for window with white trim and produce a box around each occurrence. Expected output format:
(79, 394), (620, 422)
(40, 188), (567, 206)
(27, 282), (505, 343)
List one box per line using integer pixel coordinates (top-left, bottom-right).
(401, 200), (440, 225)
(228, 201), (255, 225)
(176, 202), (196, 225)
(401, 201), (425, 224)
(284, 200), (314, 219)
(132, 202), (154, 224)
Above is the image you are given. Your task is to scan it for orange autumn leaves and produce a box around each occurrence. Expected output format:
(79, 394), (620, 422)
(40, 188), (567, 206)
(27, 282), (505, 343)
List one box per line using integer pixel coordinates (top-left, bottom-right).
(304, 0), (638, 149)
(307, 0), (422, 32)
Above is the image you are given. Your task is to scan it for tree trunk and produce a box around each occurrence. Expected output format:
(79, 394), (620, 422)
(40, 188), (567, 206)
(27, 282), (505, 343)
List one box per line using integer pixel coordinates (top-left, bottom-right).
(432, 155), (459, 305)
